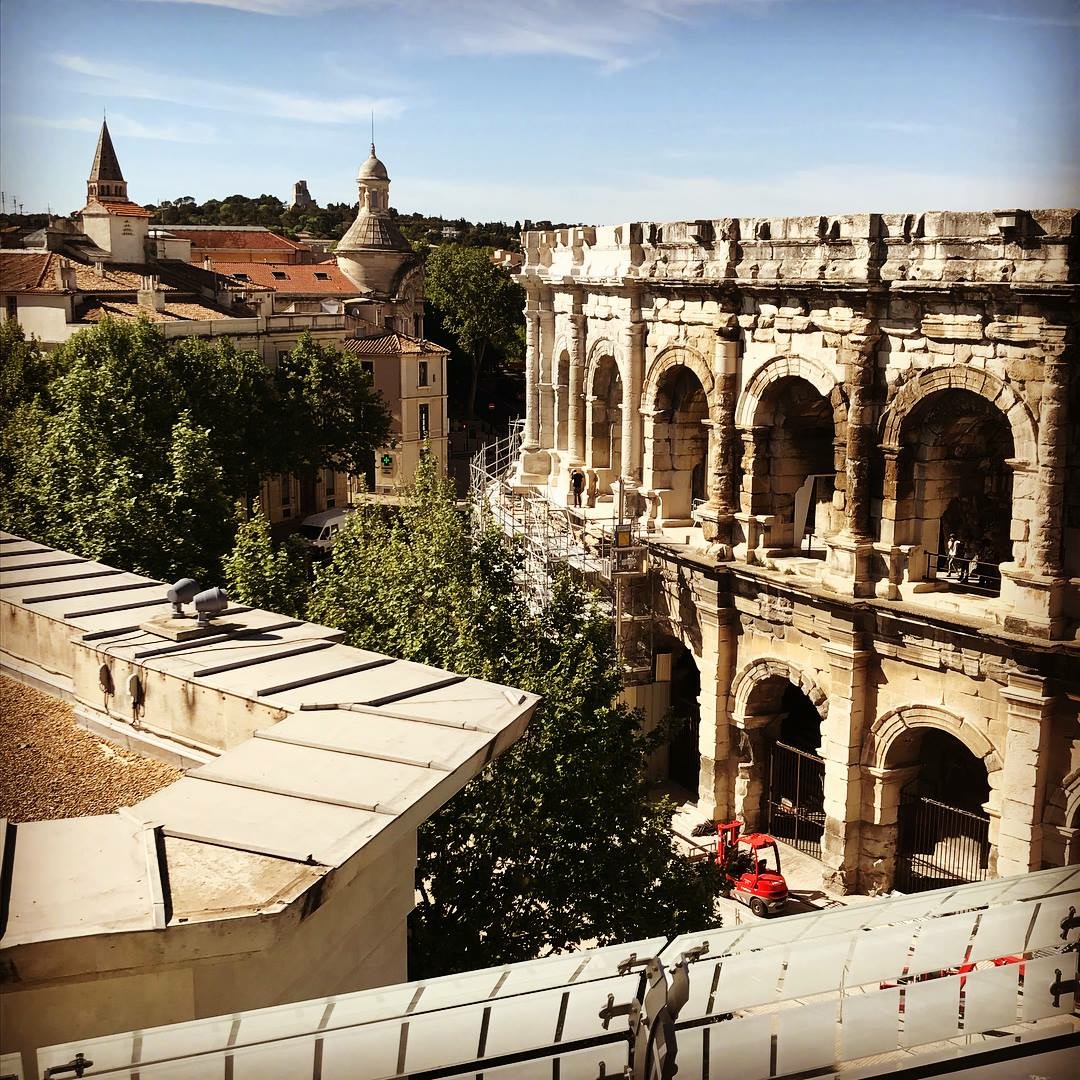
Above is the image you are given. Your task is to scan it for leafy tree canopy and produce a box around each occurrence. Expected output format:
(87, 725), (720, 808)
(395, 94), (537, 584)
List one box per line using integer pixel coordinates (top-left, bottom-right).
(424, 245), (525, 420)
(0, 321), (390, 581)
(301, 456), (718, 976)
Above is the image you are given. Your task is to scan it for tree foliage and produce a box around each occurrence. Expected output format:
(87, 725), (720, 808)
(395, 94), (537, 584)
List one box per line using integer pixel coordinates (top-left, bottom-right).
(305, 456), (718, 976)
(0, 320), (390, 581)
(424, 245), (525, 420)
(224, 507), (312, 619)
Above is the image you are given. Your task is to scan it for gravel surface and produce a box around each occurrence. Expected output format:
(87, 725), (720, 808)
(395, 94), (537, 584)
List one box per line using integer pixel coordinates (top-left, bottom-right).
(0, 675), (183, 823)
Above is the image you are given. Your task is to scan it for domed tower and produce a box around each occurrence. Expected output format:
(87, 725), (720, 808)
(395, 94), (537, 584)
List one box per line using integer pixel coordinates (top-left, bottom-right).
(336, 144), (420, 325)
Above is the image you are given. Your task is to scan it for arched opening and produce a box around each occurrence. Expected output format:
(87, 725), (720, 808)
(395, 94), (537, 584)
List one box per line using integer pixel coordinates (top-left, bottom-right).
(886, 727), (992, 891)
(554, 349), (570, 452)
(1068, 805), (1080, 865)
(648, 365), (709, 522)
(745, 376), (835, 552)
(589, 356), (623, 488)
(739, 671), (826, 858)
(666, 645), (701, 793)
(893, 388), (1014, 595)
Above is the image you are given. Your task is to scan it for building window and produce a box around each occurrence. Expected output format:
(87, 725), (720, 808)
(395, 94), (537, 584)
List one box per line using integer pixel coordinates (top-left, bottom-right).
(384, 316), (395, 331)
(418, 403), (430, 441)
(413, 314), (422, 338)
(5, 296), (16, 321)
(418, 360), (428, 387)
(280, 478), (293, 518)
(314, 271), (330, 281)
(324, 469), (336, 508)
(360, 360), (374, 378)
(272, 271), (288, 281)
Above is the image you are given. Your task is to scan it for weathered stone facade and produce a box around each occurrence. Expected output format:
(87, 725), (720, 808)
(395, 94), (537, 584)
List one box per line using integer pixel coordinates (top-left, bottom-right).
(514, 208), (1080, 892)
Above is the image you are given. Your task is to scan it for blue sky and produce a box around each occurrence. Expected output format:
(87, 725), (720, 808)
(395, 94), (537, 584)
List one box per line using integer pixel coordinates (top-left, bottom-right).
(1, 0), (1077, 224)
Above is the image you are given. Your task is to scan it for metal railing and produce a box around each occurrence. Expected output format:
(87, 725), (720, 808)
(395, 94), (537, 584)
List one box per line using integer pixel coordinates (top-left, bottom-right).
(925, 550), (1002, 597)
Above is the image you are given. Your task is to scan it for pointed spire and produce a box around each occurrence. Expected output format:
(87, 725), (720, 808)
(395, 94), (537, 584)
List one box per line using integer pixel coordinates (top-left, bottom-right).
(89, 119), (125, 185)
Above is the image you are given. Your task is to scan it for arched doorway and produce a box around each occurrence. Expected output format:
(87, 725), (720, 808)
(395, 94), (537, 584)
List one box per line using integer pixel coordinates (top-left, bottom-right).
(667, 646), (701, 793)
(736, 667), (827, 857)
(553, 348), (570, 453)
(744, 376), (835, 551)
(889, 727), (992, 891)
(588, 355), (623, 489)
(892, 388), (1014, 594)
(649, 365), (709, 522)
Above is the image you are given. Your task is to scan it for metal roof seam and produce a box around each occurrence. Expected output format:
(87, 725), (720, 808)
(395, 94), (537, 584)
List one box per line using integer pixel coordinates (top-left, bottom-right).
(191, 770), (398, 816)
(191, 639), (335, 677)
(24, 581), (163, 604)
(0, 569), (122, 589)
(256, 656), (397, 698)
(252, 729), (445, 772)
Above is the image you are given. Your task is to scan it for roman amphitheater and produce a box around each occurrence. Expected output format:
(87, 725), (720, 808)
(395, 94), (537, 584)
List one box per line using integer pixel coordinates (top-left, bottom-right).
(507, 208), (1079, 895)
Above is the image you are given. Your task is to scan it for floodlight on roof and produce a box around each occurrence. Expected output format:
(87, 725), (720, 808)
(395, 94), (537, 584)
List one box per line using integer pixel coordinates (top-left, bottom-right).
(167, 578), (200, 618)
(193, 587), (228, 625)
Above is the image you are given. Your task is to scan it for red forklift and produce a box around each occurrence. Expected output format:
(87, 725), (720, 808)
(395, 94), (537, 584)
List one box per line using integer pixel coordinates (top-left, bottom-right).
(713, 821), (789, 917)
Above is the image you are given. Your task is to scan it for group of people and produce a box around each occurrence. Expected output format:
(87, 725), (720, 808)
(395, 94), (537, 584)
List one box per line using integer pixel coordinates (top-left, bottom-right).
(946, 534), (983, 583)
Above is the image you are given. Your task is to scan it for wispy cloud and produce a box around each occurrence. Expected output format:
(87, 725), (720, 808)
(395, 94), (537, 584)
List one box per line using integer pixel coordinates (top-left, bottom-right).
(972, 9), (1080, 29)
(10, 113), (219, 143)
(131, 0), (786, 69)
(51, 53), (405, 125)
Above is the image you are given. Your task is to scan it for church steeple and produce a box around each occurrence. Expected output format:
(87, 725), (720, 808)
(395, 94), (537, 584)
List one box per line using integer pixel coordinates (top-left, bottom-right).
(87, 119), (128, 203)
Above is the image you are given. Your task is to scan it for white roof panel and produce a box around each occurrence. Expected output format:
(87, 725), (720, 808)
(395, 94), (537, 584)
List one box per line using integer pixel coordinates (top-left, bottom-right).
(2, 815), (162, 947)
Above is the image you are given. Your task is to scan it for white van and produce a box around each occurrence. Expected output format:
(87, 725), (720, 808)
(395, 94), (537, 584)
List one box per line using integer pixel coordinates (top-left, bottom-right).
(298, 508), (351, 550)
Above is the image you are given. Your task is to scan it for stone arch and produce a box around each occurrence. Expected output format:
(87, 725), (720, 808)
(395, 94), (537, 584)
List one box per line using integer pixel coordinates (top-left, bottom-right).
(643, 344), (717, 417)
(861, 704), (1003, 776)
(584, 337), (623, 396)
(879, 365), (1038, 466)
(735, 354), (838, 429)
(731, 657), (829, 726)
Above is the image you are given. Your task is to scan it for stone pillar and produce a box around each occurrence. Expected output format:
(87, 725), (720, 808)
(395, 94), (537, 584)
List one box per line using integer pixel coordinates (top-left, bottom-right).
(733, 426), (771, 561)
(996, 671), (1054, 876)
(859, 764), (920, 894)
(820, 629), (872, 894)
(621, 312), (645, 491)
(538, 294), (556, 451)
(997, 345), (1069, 638)
(693, 578), (737, 819)
(733, 725), (769, 832)
(515, 279), (550, 483)
(824, 332), (879, 597)
(567, 310), (586, 466)
(694, 327), (739, 556)
(1031, 350), (1067, 575)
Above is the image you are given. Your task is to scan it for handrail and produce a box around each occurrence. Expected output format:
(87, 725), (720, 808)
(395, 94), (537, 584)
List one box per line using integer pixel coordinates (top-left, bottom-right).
(925, 549), (1002, 597)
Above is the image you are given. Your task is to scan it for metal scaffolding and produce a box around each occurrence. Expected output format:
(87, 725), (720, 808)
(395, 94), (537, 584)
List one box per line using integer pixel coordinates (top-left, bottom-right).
(470, 425), (655, 682)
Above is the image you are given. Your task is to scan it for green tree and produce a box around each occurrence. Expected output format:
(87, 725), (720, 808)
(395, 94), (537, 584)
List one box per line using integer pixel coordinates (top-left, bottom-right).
(423, 245), (525, 419)
(274, 332), (392, 477)
(224, 507), (312, 619)
(0, 319), (61, 427)
(306, 457), (717, 977)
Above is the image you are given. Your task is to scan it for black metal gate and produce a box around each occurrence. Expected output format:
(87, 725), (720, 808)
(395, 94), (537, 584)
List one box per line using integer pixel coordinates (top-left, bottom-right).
(895, 791), (990, 893)
(765, 740), (825, 859)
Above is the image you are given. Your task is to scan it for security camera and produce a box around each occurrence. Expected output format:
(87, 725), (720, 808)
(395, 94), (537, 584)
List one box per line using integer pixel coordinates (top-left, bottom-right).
(193, 587), (229, 625)
(168, 578), (201, 618)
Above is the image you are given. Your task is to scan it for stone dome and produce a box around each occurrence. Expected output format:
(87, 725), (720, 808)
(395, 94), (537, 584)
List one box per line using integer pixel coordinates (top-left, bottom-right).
(358, 144), (389, 181)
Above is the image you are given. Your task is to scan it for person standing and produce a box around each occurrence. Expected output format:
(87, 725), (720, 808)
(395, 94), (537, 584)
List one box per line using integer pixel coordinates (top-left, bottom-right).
(947, 533), (961, 578)
(570, 468), (585, 508)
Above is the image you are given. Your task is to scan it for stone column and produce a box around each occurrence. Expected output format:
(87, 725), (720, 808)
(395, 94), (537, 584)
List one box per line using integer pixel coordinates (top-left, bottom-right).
(694, 327), (739, 556)
(824, 331), (879, 597)
(621, 310), (645, 491)
(538, 293), (556, 451)
(1031, 347), (1067, 578)
(693, 576), (737, 819)
(514, 278), (552, 484)
(996, 671), (1054, 876)
(820, 628), (872, 894)
(859, 764), (920, 894)
(733, 725), (769, 832)
(567, 310), (586, 466)
(733, 426), (771, 561)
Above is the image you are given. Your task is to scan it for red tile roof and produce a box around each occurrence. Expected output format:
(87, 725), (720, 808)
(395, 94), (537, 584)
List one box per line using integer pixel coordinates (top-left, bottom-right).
(0, 252), (55, 292)
(212, 261), (358, 295)
(168, 228), (303, 253)
(82, 199), (153, 218)
(76, 299), (239, 324)
(343, 332), (448, 357)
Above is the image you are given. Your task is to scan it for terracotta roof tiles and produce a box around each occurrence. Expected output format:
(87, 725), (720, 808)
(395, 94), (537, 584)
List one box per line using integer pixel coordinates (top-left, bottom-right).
(212, 261), (357, 295)
(167, 228), (303, 252)
(343, 332), (448, 357)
